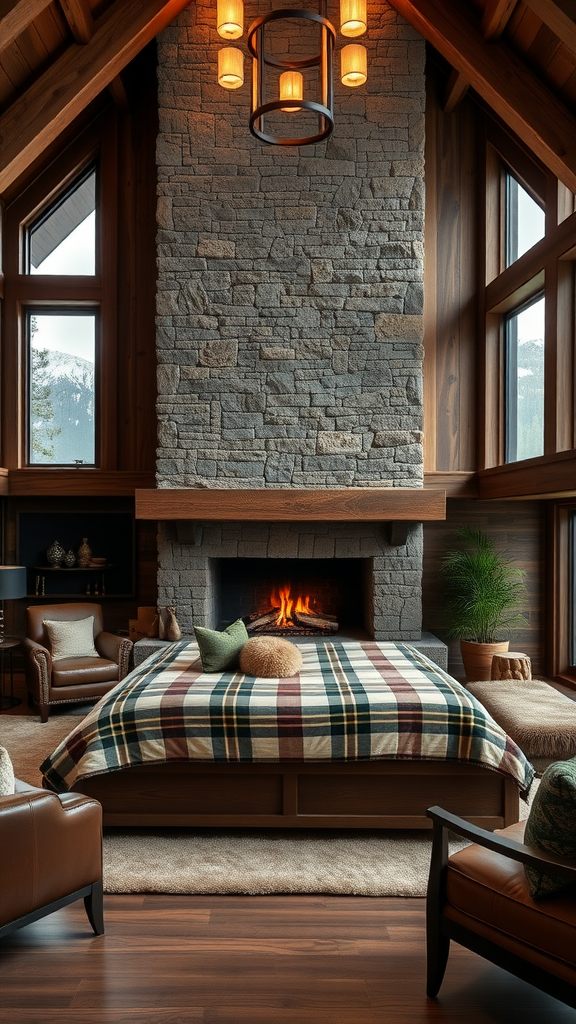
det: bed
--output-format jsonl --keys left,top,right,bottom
{"left": 41, "top": 639, "right": 534, "bottom": 830}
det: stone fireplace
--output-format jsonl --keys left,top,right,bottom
{"left": 152, "top": 2, "right": 432, "bottom": 647}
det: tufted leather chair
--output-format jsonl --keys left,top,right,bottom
{"left": 0, "top": 778, "right": 103, "bottom": 939}
{"left": 22, "top": 603, "right": 133, "bottom": 722}
{"left": 426, "top": 805, "right": 576, "bottom": 1009}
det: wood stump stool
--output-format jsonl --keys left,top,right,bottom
{"left": 490, "top": 652, "right": 531, "bottom": 681}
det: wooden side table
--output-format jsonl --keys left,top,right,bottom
{"left": 0, "top": 637, "right": 22, "bottom": 711}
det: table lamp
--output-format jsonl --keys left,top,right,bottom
{"left": 0, "top": 566, "right": 27, "bottom": 709}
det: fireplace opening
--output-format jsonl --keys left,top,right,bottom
{"left": 214, "top": 557, "right": 373, "bottom": 638}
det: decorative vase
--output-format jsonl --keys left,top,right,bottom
{"left": 63, "top": 549, "right": 76, "bottom": 568}
{"left": 47, "top": 540, "right": 65, "bottom": 566}
{"left": 460, "top": 640, "right": 510, "bottom": 684}
{"left": 165, "top": 607, "right": 182, "bottom": 641}
{"left": 77, "top": 537, "right": 92, "bottom": 568}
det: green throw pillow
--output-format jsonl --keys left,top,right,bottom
{"left": 524, "top": 757, "right": 576, "bottom": 899}
{"left": 193, "top": 618, "right": 249, "bottom": 672}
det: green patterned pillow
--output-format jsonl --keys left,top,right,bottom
{"left": 524, "top": 757, "right": 576, "bottom": 899}
{"left": 193, "top": 618, "right": 249, "bottom": 672}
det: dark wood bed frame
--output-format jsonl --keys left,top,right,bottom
{"left": 74, "top": 758, "right": 520, "bottom": 830}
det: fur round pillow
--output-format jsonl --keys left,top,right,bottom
{"left": 239, "top": 635, "right": 303, "bottom": 678}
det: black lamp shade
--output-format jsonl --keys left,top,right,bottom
{"left": 0, "top": 567, "right": 27, "bottom": 600}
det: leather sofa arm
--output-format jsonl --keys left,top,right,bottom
{"left": 95, "top": 632, "right": 133, "bottom": 678}
{"left": 22, "top": 637, "right": 52, "bottom": 705}
{"left": 0, "top": 787, "right": 102, "bottom": 930}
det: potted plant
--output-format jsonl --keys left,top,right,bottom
{"left": 439, "top": 525, "right": 528, "bottom": 683}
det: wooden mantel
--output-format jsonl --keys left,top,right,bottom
{"left": 134, "top": 487, "right": 446, "bottom": 522}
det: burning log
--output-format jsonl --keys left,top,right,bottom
{"left": 245, "top": 609, "right": 281, "bottom": 632}
{"left": 293, "top": 610, "right": 338, "bottom": 633}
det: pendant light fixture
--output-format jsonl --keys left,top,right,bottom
{"left": 218, "top": 46, "right": 244, "bottom": 89}
{"left": 215, "top": 0, "right": 368, "bottom": 144}
{"left": 217, "top": 0, "right": 244, "bottom": 39}
{"left": 340, "top": 0, "right": 366, "bottom": 37}
{"left": 340, "top": 43, "right": 367, "bottom": 87}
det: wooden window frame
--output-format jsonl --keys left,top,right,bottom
{"left": 24, "top": 305, "right": 100, "bottom": 468}
{"left": 1, "top": 112, "right": 118, "bottom": 475}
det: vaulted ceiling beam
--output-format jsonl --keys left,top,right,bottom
{"left": 387, "top": 0, "right": 576, "bottom": 192}
{"left": 443, "top": 68, "right": 469, "bottom": 112}
{"left": 482, "top": 0, "right": 518, "bottom": 41}
{"left": 524, "top": 0, "right": 576, "bottom": 57}
{"left": 0, "top": 0, "right": 192, "bottom": 194}
{"left": 59, "top": 0, "right": 95, "bottom": 44}
{"left": 0, "top": 0, "right": 52, "bottom": 55}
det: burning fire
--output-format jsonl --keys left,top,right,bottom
{"left": 271, "top": 585, "right": 313, "bottom": 628}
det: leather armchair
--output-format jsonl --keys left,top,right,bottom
{"left": 23, "top": 603, "right": 133, "bottom": 722}
{"left": 0, "top": 779, "right": 103, "bottom": 939}
{"left": 426, "top": 805, "right": 576, "bottom": 1009}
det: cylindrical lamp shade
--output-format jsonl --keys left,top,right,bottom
{"left": 218, "top": 47, "right": 244, "bottom": 89}
{"left": 217, "top": 0, "right": 243, "bottom": 39}
{"left": 341, "top": 44, "right": 367, "bottom": 87}
{"left": 340, "top": 0, "right": 366, "bottom": 37}
{"left": 279, "top": 71, "right": 303, "bottom": 112}
{"left": 0, "top": 566, "right": 27, "bottom": 599}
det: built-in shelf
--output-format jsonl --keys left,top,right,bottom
{"left": 19, "top": 510, "right": 134, "bottom": 599}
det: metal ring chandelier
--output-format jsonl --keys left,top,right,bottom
{"left": 216, "top": 0, "right": 368, "bottom": 146}
{"left": 247, "top": 3, "right": 336, "bottom": 146}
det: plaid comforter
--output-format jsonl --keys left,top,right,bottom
{"left": 41, "top": 639, "right": 534, "bottom": 794}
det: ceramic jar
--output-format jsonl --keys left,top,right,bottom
{"left": 47, "top": 540, "right": 65, "bottom": 566}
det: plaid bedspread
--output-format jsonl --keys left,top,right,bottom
{"left": 41, "top": 639, "right": 534, "bottom": 794}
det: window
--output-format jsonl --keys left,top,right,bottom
{"left": 504, "top": 294, "right": 545, "bottom": 463}
{"left": 27, "top": 310, "right": 97, "bottom": 466}
{"left": 505, "top": 171, "right": 545, "bottom": 267}
{"left": 27, "top": 167, "right": 97, "bottom": 276}
{"left": 14, "top": 161, "right": 101, "bottom": 466}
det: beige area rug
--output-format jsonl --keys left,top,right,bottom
{"left": 0, "top": 713, "right": 533, "bottom": 897}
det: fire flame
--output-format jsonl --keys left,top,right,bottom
{"left": 271, "top": 584, "right": 313, "bottom": 628}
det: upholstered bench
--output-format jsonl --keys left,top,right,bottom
{"left": 467, "top": 677, "right": 576, "bottom": 773}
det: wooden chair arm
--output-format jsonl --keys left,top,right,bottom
{"left": 427, "top": 805, "right": 576, "bottom": 880}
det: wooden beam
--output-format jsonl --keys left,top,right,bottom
{"left": 59, "top": 0, "right": 95, "bottom": 44}
{"left": 0, "top": 0, "right": 192, "bottom": 194}
{"left": 134, "top": 488, "right": 447, "bottom": 522}
{"left": 482, "top": 0, "right": 518, "bottom": 41}
{"left": 443, "top": 68, "right": 469, "bottom": 112}
{"left": 387, "top": 0, "right": 576, "bottom": 192}
{"left": 524, "top": 0, "right": 576, "bottom": 57}
{"left": 107, "top": 74, "right": 130, "bottom": 112}
{"left": 0, "top": 0, "right": 52, "bottom": 55}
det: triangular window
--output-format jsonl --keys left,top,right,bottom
{"left": 26, "top": 165, "right": 97, "bottom": 275}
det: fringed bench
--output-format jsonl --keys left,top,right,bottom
{"left": 466, "top": 677, "right": 576, "bottom": 774}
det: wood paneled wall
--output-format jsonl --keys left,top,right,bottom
{"left": 424, "top": 59, "right": 482, "bottom": 474}
{"left": 422, "top": 499, "right": 546, "bottom": 680}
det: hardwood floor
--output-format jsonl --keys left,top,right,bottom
{"left": 0, "top": 894, "right": 572, "bottom": 1023}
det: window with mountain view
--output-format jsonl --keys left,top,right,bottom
{"left": 28, "top": 310, "right": 96, "bottom": 465}
{"left": 504, "top": 294, "right": 545, "bottom": 463}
